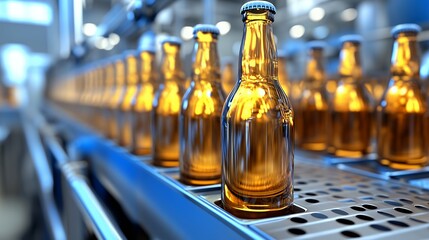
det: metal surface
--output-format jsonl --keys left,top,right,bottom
{"left": 45, "top": 103, "right": 429, "bottom": 239}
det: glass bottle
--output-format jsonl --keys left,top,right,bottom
{"left": 152, "top": 37, "right": 185, "bottom": 167}
{"left": 295, "top": 42, "right": 329, "bottom": 151}
{"left": 180, "top": 24, "right": 226, "bottom": 185}
{"left": 221, "top": 1, "right": 294, "bottom": 218}
{"left": 132, "top": 32, "right": 158, "bottom": 155}
{"left": 101, "top": 59, "right": 115, "bottom": 138}
{"left": 221, "top": 57, "right": 235, "bottom": 95}
{"left": 118, "top": 51, "right": 139, "bottom": 148}
{"left": 328, "top": 35, "right": 373, "bottom": 157}
{"left": 278, "top": 50, "right": 290, "bottom": 95}
{"left": 109, "top": 56, "right": 125, "bottom": 141}
{"left": 377, "top": 24, "right": 427, "bottom": 169}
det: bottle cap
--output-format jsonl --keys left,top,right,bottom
{"left": 340, "top": 34, "right": 363, "bottom": 44}
{"left": 138, "top": 30, "right": 156, "bottom": 52}
{"left": 161, "top": 36, "right": 182, "bottom": 46}
{"left": 307, "top": 41, "right": 326, "bottom": 50}
{"left": 193, "top": 24, "right": 220, "bottom": 36}
{"left": 240, "top": 1, "right": 276, "bottom": 14}
{"left": 391, "top": 23, "right": 421, "bottom": 37}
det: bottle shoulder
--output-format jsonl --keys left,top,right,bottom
{"left": 332, "top": 82, "right": 373, "bottom": 111}
{"left": 379, "top": 78, "right": 426, "bottom": 113}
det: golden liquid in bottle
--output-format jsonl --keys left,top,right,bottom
{"left": 222, "top": 5, "right": 294, "bottom": 218}
{"left": 119, "top": 52, "right": 139, "bottom": 148}
{"left": 152, "top": 40, "right": 185, "bottom": 167}
{"left": 328, "top": 40, "right": 373, "bottom": 157}
{"left": 109, "top": 58, "right": 125, "bottom": 141}
{"left": 377, "top": 30, "right": 428, "bottom": 169}
{"left": 180, "top": 29, "right": 226, "bottom": 185}
{"left": 101, "top": 62, "right": 115, "bottom": 138}
{"left": 278, "top": 55, "right": 290, "bottom": 95}
{"left": 222, "top": 62, "right": 235, "bottom": 95}
{"left": 295, "top": 46, "right": 329, "bottom": 151}
{"left": 132, "top": 51, "right": 158, "bottom": 155}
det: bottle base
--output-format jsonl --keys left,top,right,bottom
{"left": 379, "top": 157, "right": 428, "bottom": 170}
{"left": 327, "top": 147, "right": 368, "bottom": 158}
{"left": 221, "top": 200, "right": 293, "bottom": 219}
{"left": 179, "top": 174, "right": 220, "bottom": 186}
{"left": 152, "top": 158, "right": 179, "bottom": 167}
{"left": 298, "top": 142, "right": 326, "bottom": 151}
{"left": 132, "top": 148, "right": 151, "bottom": 156}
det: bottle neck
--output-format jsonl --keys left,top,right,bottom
{"left": 339, "top": 42, "right": 362, "bottom": 80}
{"left": 115, "top": 61, "right": 125, "bottom": 86}
{"left": 240, "top": 11, "right": 277, "bottom": 82}
{"left": 391, "top": 32, "right": 420, "bottom": 79}
{"left": 161, "top": 43, "right": 184, "bottom": 83}
{"left": 305, "top": 49, "right": 325, "bottom": 83}
{"left": 125, "top": 55, "right": 138, "bottom": 85}
{"left": 140, "top": 51, "right": 157, "bottom": 83}
{"left": 192, "top": 32, "right": 220, "bottom": 83}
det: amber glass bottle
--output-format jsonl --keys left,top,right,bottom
{"left": 132, "top": 33, "right": 158, "bottom": 155}
{"left": 101, "top": 59, "right": 115, "bottom": 138}
{"left": 152, "top": 37, "right": 185, "bottom": 167}
{"left": 295, "top": 42, "right": 329, "bottom": 151}
{"left": 179, "top": 24, "right": 226, "bottom": 185}
{"left": 278, "top": 51, "right": 290, "bottom": 95}
{"left": 328, "top": 35, "right": 373, "bottom": 157}
{"left": 118, "top": 51, "right": 139, "bottom": 148}
{"left": 377, "top": 24, "right": 427, "bottom": 169}
{"left": 109, "top": 57, "right": 126, "bottom": 141}
{"left": 221, "top": 1, "right": 294, "bottom": 218}
{"left": 221, "top": 58, "right": 235, "bottom": 95}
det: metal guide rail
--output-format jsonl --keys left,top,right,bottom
{"left": 45, "top": 103, "right": 429, "bottom": 240}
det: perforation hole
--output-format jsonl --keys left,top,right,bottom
{"left": 336, "top": 218, "right": 355, "bottom": 225}
{"left": 290, "top": 217, "right": 307, "bottom": 223}
{"left": 376, "top": 194, "right": 389, "bottom": 199}
{"left": 410, "top": 218, "right": 427, "bottom": 224}
{"left": 370, "top": 224, "right": 391, "bottom": 231}
{"left": 296, "top": 181, "right": 307, "bottom": 185}
{"left": 416, "top": 196, "right": 429, "bottom": 201}
{"left": 359, "top": 190, "right": 371, "bottom": 195}
{"left": 329, "top": 188, "right": 342, "bottom": 192}
{"left": 316, "top": 190, "right": 329, "bottom": 195}
{"left": 332, "top": 209, "right": 348, "bottom": 215}
{"left": 384, "top": 200, "right": 402, "bottom": 206}
{"left": 357, "top": 184, "right": 369, "bottom": 188}
{"left": 343, "top": 186, "right": 357, "bottom": 191}
{"left": 305, "top": 199, "right": 319, "bottom": 204}
{"left": 341, "top": 230, "right": 360, "bottom": 238}
{"left": 415, "top": 205, "right": 429, "bottom": 211}
{"left": 325, "top": 183, "right": 334, "bottom": 186}
{"left": 338, "top": 199, "right": 356, "bottom": 203}
{"left": 377, "top": 211, "right": 395, "bottom": 218}
{"left": 362, "top": 204, "right": 377, "bottom": 210}
{"left": 350, "top": 206, "right": 366, "bottom": 212}
{"left": 288, "top": 228, "right": 306, "bottom": 235}
{"left": 387, "top": 220, "right": 409, "bottom": 228}
{"left": 304, "top": 192, "right": 317, "bottom": 196}
{"left": 333, "top": 195, "right": 344, "bottom": 199}
{"left": 294, "top": 188, "right": 302, "bottom": 192}
{"left": 311, "top": 213, "right": 328, "bottom": 219}
{"left": 399, "top": 198, "right": 413, "bottom": 204}
{"left": 356, "top": 215, "right": 374, "bottom": 221}
{"left": 360, "top": 196, "right": 375, "bottom": 201}
{"left": 394, "top": 207, "right": 413, "bottom": 214}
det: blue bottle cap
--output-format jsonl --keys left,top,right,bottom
{"left": 138, "top": 30, "right": 156, "bottom": 53}
{"left": 391, "top": 23, "right": 421, "bottom": 37}
{"left": 193, "top": 24, "right": 220, "bottom": 36}
{"left": 340, "top": 34, "right": 363, "bottom": 44}
{"left": 307, "top": 41, "right": 326, "bottom": 50}
{"left": 240, "top": 1, "right": 276, "bottom": 14}
{"left": 161, "top": 36, "right": 182, "bottom": 46}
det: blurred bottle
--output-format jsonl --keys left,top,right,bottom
{"left": 278, "top": 50, "right": 290, "bottom": 95}
{"left": 152, "top": 37, "right": 185, "bottom": 167}
{"left": 221, "top": 57, "right": 235, "bottom": 95}
{"left": 328, "top": 35, "right": 373, "bottom": 157}
{"left": 221, "top": 1, "right": 294, "bottom": 218}
{"left": 377, "top": 24, "right": 427, "bottom": 169}
{"left": 179, "top": 24, "right": 226, "bottom": 185}
{"left": 92, "top": 64, "right": 105, "bottom": 132}
{"left": 118, "top": 51, "right": 139, "bottom": 148}
{"left": 109, "top": 57, "right": 126, "bottom": 141}
{"left": 295, "top": 42, "right": 329, "bottom": 151}
{"left": 101, "top": 59, "right": 115, "bottom": 138}
{"left": 132, "top": 32, "right": 158, "bottom": 155}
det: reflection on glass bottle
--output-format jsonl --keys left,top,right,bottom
{"left": 295, "top": 42, "right": 329, "bottom": 151}
{"left": 132, "top": 32, "right": 158, "bottom": 156}
{"left": 118, "top": 51, "right": 139, "bottom": 148}
{"left": 179, "top": 24, "right": 226, "bottom": 185}
{"left": 221, "top": 1, "right": 294, "bottom": 218}
{"left": 377, "top": 24, "right": 427, "bottom": 169}
{"left": 109, "top": 57, "right": 125, "bottom": 141}
{"left": 221, "top": 57, "right": 235, "bottom": 95}
{"left": 328, "top": 35, "right": 373, "bottom": 157}
{"left": 152, "top": 37, "right": 185, "bottom": 167}
{"left": 278, "top": 51, "right": 290, "bottom": 95}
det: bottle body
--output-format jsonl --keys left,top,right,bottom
{"left": 278, "top": 57, "right": 290, "bottom": 95}
{"left": 222, "top": 5, "right": 294, "bottom": 217}
{"left": 295, "top": 84, "right": 329, "bottom": 151}
{"left": 329, "top": 81, "right": 373, "bottom": 156}
{"left": 378, "top": 78, "right": 427, "bottom": 169}
{"left": 221, "top": 62, "right": 235, "bottom": 95}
